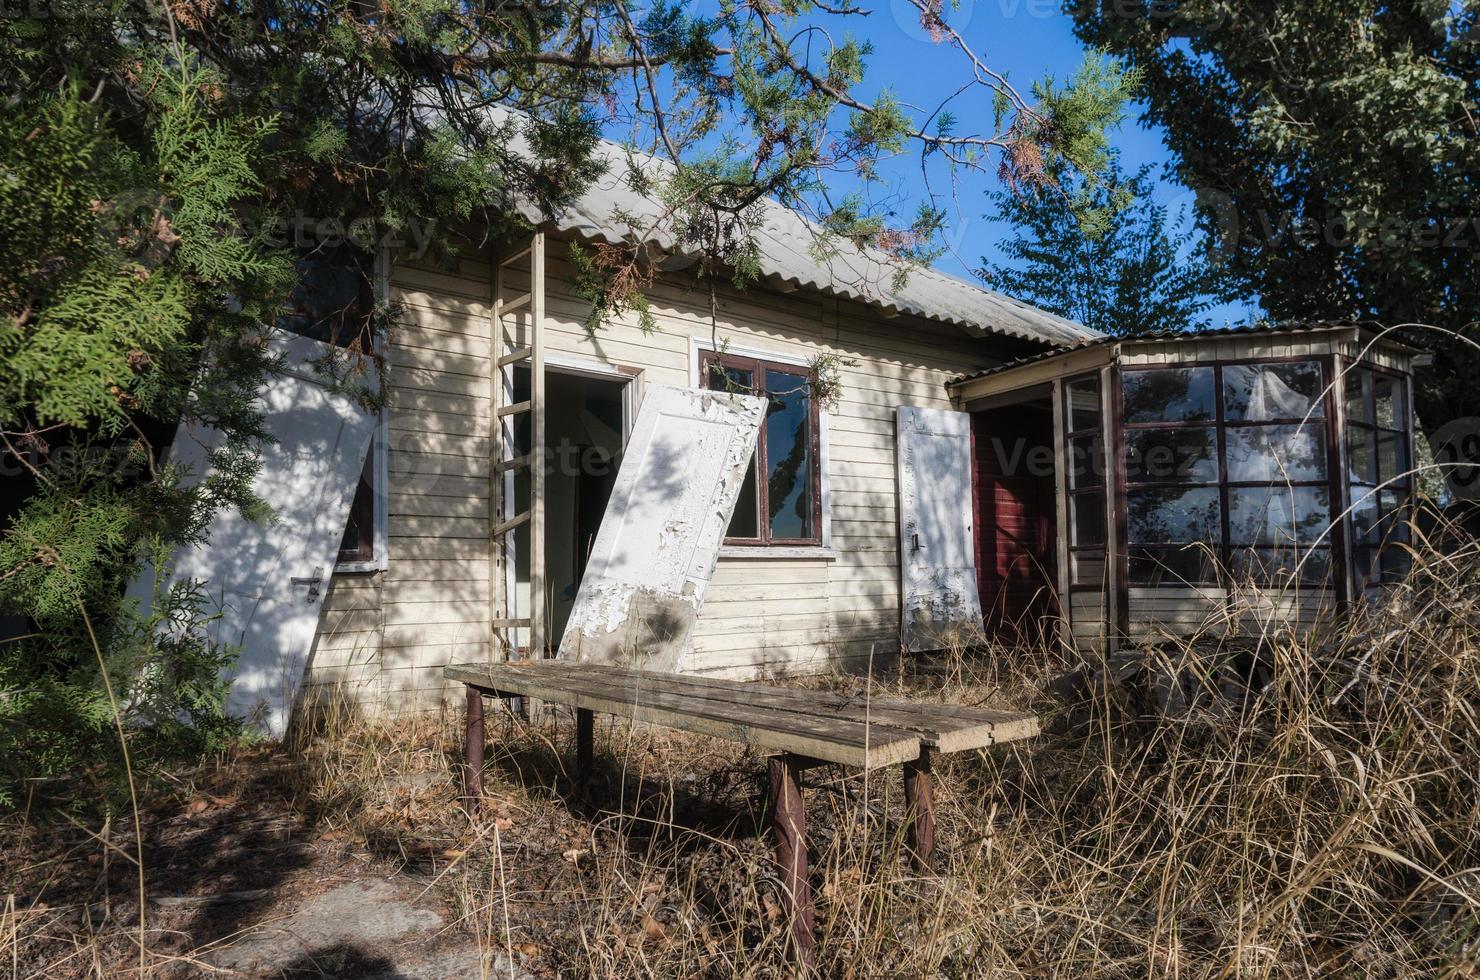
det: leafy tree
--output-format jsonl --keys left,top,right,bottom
{"left": 1067, "top": 0, "right": 1480, "bottom": 425}
{"left": 978, "top": 157, "right": 1224, "bottom": 336}
{"left": 0, "top": 0, "right": 1136, "bottom": 804}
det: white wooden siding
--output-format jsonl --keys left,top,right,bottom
{"left": 303, "top": 242, "right": 1001, "bottom": 711}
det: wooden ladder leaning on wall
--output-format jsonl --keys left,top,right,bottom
{"left": 488, "top": 233, "right": 547, "bottom": 681}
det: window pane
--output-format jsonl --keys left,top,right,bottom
{"left": 1344, "top": 368, "right": 1373, "bottom": 424}
{"left": 1067, "top": 434, "right": 1104, "bottom": 490}
{"left": 1376, "top": 431, "right": 1407, "bottom": 485}
{"left": 707, "top": 363, "right": 760, "bottom": 538}
{"left": 1128, "top": 487, "right": 1221, "bottom": 544}
{"left": 1227, "top": 486, "right": 1331, "bottom": 545}
{"left": 1229, "top": 546, "right": 1331, "bottom": 587}
{"left": 1123, "top": 368, "right": 1216, "bottom": 424}
{"left": 1347, "top": 426, "right": 1376, "bottom": 484}
{"left": 1225, "top": 424, "right": 1327, "bottom": 482}
{"left": 764, "top": 369, "right": 813, "bottom": 540}
{"left": 1129, "top": 545, "right": 1219, "bottom": 586}
{"left": 338, "top": 446, "right": 375, "bottom": 562}
{"left": 1125, "top": 427, "right": 1217, "bottom": 484}
{"left": 279, "top": 247, "right": 372, "bottom": 348}
{"left": 1351, "top": 489, "right": 1380, "bottom": 545}
{"left": 1377, "top": 490, "right": 1412, "bottom": 544}
{"left": 1374, "top": 374, "right": 1400, "bottom": 429}
{"left": 727, "top": 458, "right": 760, "bottom": 538}
{"left": 1222, "top": 361, "right": 1323, "bottom": 421}
{"left": 1066, "top": 376, "right": 1101, "bottom": 433}
{"left": 705, "top": 362, "right": 753, "bottom": 394}
{"left": 1071, "top": 493, "right": 1105, "bottom": 546}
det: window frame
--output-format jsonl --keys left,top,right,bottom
{"left": 699, "top": 349, "right": 824, "bottom": 548}
{"left": 1342, "top": 361, "right": 1414, "bottom": 587}
{"left": 1062, "top": 372, "right": 1109, "bottom": 593}
{"left": 1119, "top": 357, "right": 1339, "bottom": 588}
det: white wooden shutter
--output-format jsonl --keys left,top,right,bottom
{"left": 129, "top": 331, "right": 378, "bottom": 735}
{"left": 558, "top": 384, "right": 765, "bottom": 671}
{"left": 896, "top": 406, "right": 984, "bottom": 652}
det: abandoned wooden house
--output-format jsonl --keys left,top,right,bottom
{"left": 137, "top": 124, "right": 1420, "bottom": 734}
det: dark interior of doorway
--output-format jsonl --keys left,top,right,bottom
{"left": 509, "top": 367, "right": 627, "bottom": 651}
{"left": 972, "top": 394, "right": 1059, "bottom": 646}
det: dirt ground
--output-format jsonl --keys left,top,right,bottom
{"left": 2, "top": 708, "right": 803, "bottom": 978}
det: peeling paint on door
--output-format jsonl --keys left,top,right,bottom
{"left": 558, "top": 384, "right": 765, "bottom": 672}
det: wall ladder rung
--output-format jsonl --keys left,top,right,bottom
{"left": 493, "top": 511, "right": 531, "bottom": 536}
{"left": 496, "top": 400, "right": 532, "bottom": 418}
{"left": 497, "top": 346, "right": 533, "bottom": 367}
{"left": 499, "top": 246, "right": 532, "bottom": 267}
{"left": 496, "top": 292, "right": 531, "bottom": 314}
{"left": 496, "top": 453, "right": 533, "bottom": 473}
{"left": 490, "top": 617, "right": 531, "bottom": 629}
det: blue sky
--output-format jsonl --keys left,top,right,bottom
{"left": 613, "top": 1, "right": 1259, "bottom": 326}
{"left": 843, "top": 0, "right": 1257, "bottom": 324}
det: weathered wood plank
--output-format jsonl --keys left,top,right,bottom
{"left": 557, "top": 662, "right": 1039, "bottom": 751}
{"left": 445, "top": 663, "right": 921, "bottom": 769}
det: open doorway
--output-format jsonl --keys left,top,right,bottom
{"left": 507, "top": 366, "right": 632, "bottom": 652}
{"left": 971, "top": 388, "right": 1059, "bottom": 646}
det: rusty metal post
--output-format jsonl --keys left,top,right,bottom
{"left": 575, "top": 708, "right": 594, "bottom": 787}
{"left": 767, "top": 754, "right": 816, "bottom": 970}
{"left": 463, "top": 686, "right": 485, "bottom": 813}
{"left": 903, "top": 748, "right": 935, "bottom": 869}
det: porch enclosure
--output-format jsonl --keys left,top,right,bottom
{"left": 953, "top": 327, "right": 1419, "bottom": 651}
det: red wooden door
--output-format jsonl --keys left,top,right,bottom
{"left": 972, "top": 407, "right": 1058, "bottom": 644}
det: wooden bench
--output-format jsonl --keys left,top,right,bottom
{"left": 446, "top": 661, "right": 1039, "bottom": 968}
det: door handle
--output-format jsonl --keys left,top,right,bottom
{"left": 290, "top": 566, "right": 325, "bottom": 604}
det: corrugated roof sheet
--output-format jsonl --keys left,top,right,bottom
{"left": 491, "top": 110, "right": 1096, "bottom": 348}
{"left": 946, "top": 321, "right": 1418, "bottom": 387}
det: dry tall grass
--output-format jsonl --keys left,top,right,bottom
{"left": 7, "top": 525, "right": 1480, "bottom": 977}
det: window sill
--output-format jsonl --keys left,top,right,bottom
{"left": 718, "top": 545, "right": 836, "bottom": 560}
{"left": 334, "top": 560, "right": 384, "bottom": 575}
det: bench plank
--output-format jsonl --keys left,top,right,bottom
{"left": 445, "top": 663, "right": 921, "bottom": 770}
{"left": 551, "top": 662, "right": 1040, "bottom": 752}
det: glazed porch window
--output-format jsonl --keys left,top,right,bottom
{"left": 1122, "top": 360, "right": 1335, "bottom": 587}
{"left": 1345, "top": 365, "right": 1413, "bottom": 585}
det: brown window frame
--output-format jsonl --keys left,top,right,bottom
{"left": 700, "top": 350, "right": 824, "bottom": 547}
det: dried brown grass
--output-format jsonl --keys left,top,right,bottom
{"left": 7, "top": 523, "right": 1480, "bottom": 977}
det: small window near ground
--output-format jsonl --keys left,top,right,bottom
{"left": 701, "top": 351, "right": 822, "bottom": 546}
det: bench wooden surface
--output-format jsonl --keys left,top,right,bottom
{"left": 445, "top": 661, "right": 1039, "bottom": 768}
{"left": 447, "top": 658, "right": 1041, "bottom": 970}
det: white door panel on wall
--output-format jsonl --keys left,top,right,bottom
{"left": 896, "top": 406, "right": 983, "bottom": 651}
{"left": 129, "top": 331, "right": 377, "bottom": 735}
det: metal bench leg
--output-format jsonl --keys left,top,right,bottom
{"left": 767, "top": 754, "right": 816, "bottom": 971}
{"left": 903, "top": 748, "right": 935, "bottom": 870}
{"left": 463, "top": 686, "right": 485, "bottom": 814}
{"left": 575, "top": 708, "right": 594, "bottom": 787}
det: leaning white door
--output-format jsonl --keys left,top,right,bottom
{"left": 130, "top": 331, "right": 377, "bottom": 735}
{"left": 558, "top": 384, "right": 764, "bottom": 671}
{"left": 896, "top": 406, "right": 984, "bottom": 652}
